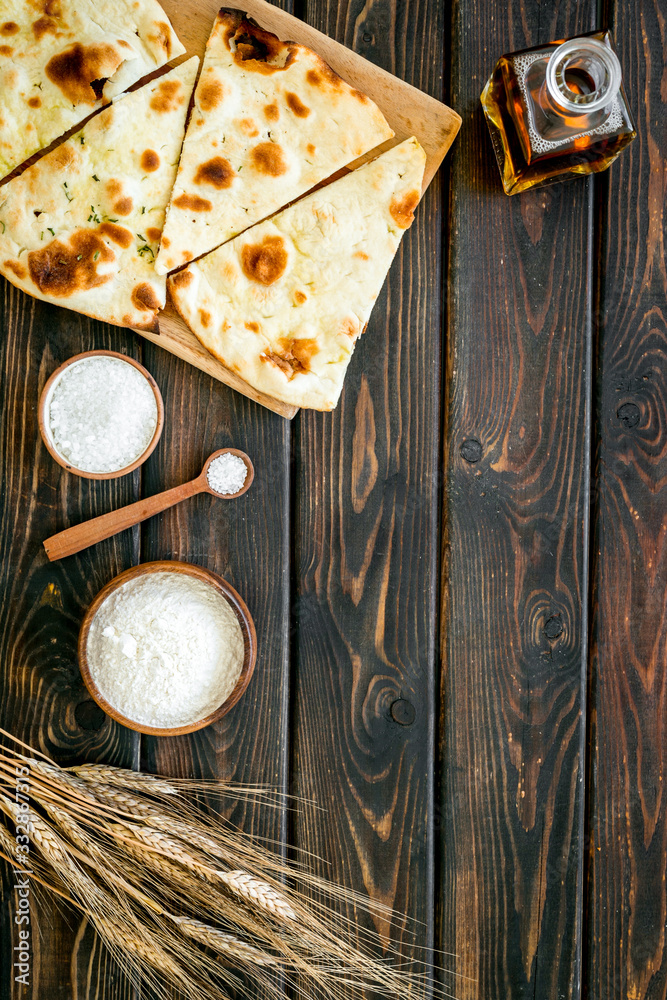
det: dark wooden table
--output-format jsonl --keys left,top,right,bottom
{"left": 1, "top": 1, "right": 665, "bottom": 998}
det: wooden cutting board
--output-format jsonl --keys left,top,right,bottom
{"left": 138, "top": 0, "right": 462, "bottom": 419}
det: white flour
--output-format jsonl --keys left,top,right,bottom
{"left": 86, "top": 572, "right": 245, "bottom": 728}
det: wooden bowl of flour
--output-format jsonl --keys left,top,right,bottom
{"left": 78, "top": 561, "right": 257, "bottom": 736}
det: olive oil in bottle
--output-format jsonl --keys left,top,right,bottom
{"left": 480, "top": 31, "right": 636, "bottom": 195}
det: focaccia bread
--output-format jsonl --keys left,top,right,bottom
{"left": 169, "top": 137, "right": 426, "bottom": 410}
{"left": 0, "top": 57, "right": 199, "bottom": 331}
{"left": 0, "top": 0, "right": 185, "bottom": 181}
{"left": 155, "top": 8, "right": 394, "bottom": 275}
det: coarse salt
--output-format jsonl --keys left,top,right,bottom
{"left": 207, "top": 452, "right": 248, "bottom": 495}
{"left": 47, "top": 356, "right": 158, "bottom": 474}
{"left": 86, "top": 571, "right": 245, "bottom": 729}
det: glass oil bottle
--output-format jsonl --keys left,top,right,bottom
{"left": 480, "top": 31, "right": 636, "bottom": 195}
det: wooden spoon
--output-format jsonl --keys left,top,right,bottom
{"left": 43, "top": 448, "right": 254, "bottom": 563}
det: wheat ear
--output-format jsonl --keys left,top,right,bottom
{"left": 76, "top": 782, "right": 159, "bottom": 819}
{"left": 71, "top": 764, "right": 178, "bottom": 796}
{"left": 171, "top": 915, "right": 279, "bottom": 967}
{"left": 94, "top": 915, "right": 188, "bottom": 983}
{"left": 44, "top": 803, "right": 95, "bottom": 854}
{"left": 0, "top": 793, "right": 73, "bottom": 872}
{"left": 219, "top": 870, "right": 297, "bottom": 922}
{"left": 152, "top": 815, "right": 224, "bottom": 855}
{"left": 28, "top": 759, "right": 95, "bottom": 796}
{"left": 0, "top": 821, "right": 18, "bottom": 860}
{"left": 120, "top": 834, "right": 202, "bottom": 887}
{"left": 111, "top": 822, "right": 213, "bottom": 876}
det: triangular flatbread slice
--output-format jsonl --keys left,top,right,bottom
{"left": 0, "top": 0, "right": 185, "bottom": 181}
{"left": 155, "top": 8, "right": 394, "bottom": 275}
{"left": 0, "top": 57, "right": 199, "bottom": 331}
{"left": 168, "top": 137, "right": 426, "bottom": 410}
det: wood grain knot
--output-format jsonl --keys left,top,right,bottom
{"left": 608, "top": 365, "right": 665, "bottom": 464}
{"left": 74, "top": 699, "right": 106, "bottom": 731}
{"left": 390, "top": 699, "right": 415, "bottom": 726}
{"left": 460, "top": 438, "right": 483, "bottom": 463}
{"left": 544, "top": 615, "right": 563, "bottom": 640}
{"left": 617, "top": 401, "right": 641, "bottom": 429}
{"left": 524, "top": 593, "right": 572, "bottom": 659}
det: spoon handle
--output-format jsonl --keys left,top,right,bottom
{"left": 43, "top": 478, "right": 204, "bottom": 562}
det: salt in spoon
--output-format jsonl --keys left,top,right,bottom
{"left": 43, "top": 448, "right": 254, "bottom": 562}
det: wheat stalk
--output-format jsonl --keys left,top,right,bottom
{"left": 0, "top": 730, "right": 454, "bottom": 1000}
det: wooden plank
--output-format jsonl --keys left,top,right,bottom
{"left": 587, "top": 2, "right": 667, "bottom": 997}
{"left": 439, "top": 3, "right": 596, "bottom": 997}
{"left": 138, "top": 326, "right": 291, "bottom": 1000}
{"left": 290, "top": 0, "right": 444, "bottom": 988}
{"left": 0, "top": 288, "right": 141, "bottom": 998}
{"left": 143, "top": 0, "right": 460, "bottom": 418}
{"left": 137, "top": 5, "right": 294, "bottom": 997}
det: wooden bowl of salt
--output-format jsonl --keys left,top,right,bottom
{"left": 38, "top": 350, "right": 164, "bottom": 480}
{"left": 78, "top": 561, "right": 257, "bottom": 736}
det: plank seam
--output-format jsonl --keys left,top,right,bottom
{"left": 435, "top": 0, "right": 457, "bottom": 986}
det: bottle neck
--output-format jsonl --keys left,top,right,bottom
{"left": 545, "top": 37, "right": 621, "bottom": 116}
